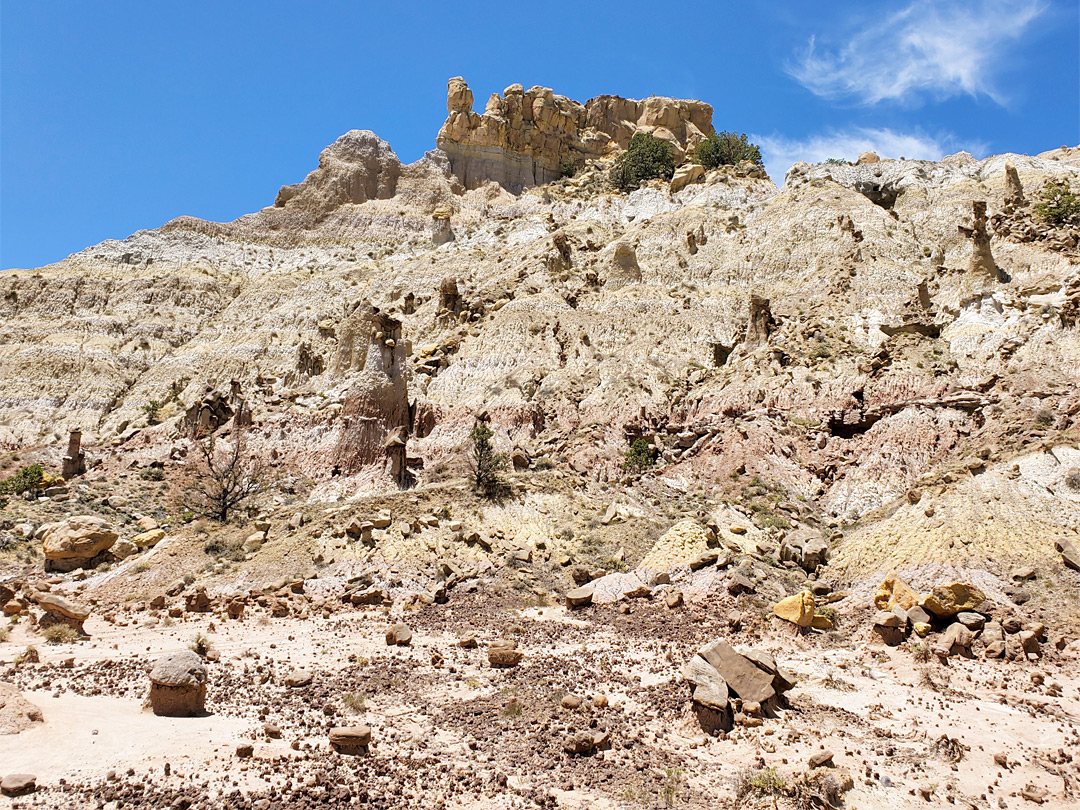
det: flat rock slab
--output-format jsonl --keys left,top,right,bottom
{"left": 329, "top": 725, "right": 371, "bottom": 755}
{"left": 698, "top": 640, "right": 775, "bottom": 704}
{"left": 1, "top": 773, "right": 36, "bottom": 796}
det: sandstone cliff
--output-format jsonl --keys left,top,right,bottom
{"left": 436, "top": 77, "right": 713, "bottom": 191}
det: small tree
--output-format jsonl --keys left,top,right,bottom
{"left": 691, "top": 131, "right": 763, "bottom": 170}
{"left": 1035, "top": 180, "right": 1080, "bottom": 226}
{"left": 141, "top": 399, "right": 163, "bottom": 425}
{"left": 0, "top": 464, "right": 45, "bottom": 496}
{"left": 183, "top": 425, "right": 266, "bottom": 522}
{"left": 470, "top": 420, "right": 507, "bottom": 498}
{"left": 609, "top": 133, "right": 676, "bottom": 192}
{"left": 622, "top": 438, "right": 657, "bottom": 473}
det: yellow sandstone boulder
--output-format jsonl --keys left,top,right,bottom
{"left": 922, "top": 582, "right": 986, "bottom": 618}
{"left": 133, "top": 529, "right": 166, "bottom": 548}
{"left": 811, "top": 613, "right": 834, "bottom": 630}
{"left": 873, "top": 571, "right": 919, "bottom": 611}
{"left": 774, "top": 591, "right": 816, "bottom": 627}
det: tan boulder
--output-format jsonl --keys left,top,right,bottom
{"left": 488, "top": 638, "right": 523, "bottom": 668}
{"left": 922, "top": 583, "right": 986, "bottom": 618}
{"left": 111, "top": 539, "right": 139, "bottom": 559}
{"left": 811, "top": 613, "right": 834, "bottom": 630}
{"left": 670, "top": 162, "right": 705, "bottom": 193}
{"left": 329, "top": 725, "right": 371, "bottom": 755}
{"left": 773, "top": 591, "right": 815, "bottom": 627}
{"left": 874, "top": 571, "right": 920, "bottom": 611}
{"left": 147, "top": 650, "right": 207, "bottom": 717}
{"left": 41, "top": 517, "right": 118, "bottom": 572}
{"left": 133, "top": 529, "right": 165, "bottom": 548}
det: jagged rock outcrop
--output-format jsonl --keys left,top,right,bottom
{"left": 332, "top": 302, "right": 410, "bottom": 485}
{"left": 1004, "top": 162, "right": 1025, "bottom": 209}
{"left": 436, "top": 77, "right": 713, "bottom": 192}
{"left": 958, "top": 201, "right": 1002, "bottom": 297}
{"left": 274, "top": 130, "right": 401, "bottom": 221}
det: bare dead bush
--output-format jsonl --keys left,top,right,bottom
{"left": 182, "top": 425, "right": 267, "bottom": 522}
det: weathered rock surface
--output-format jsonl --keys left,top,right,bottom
{"left": 147, "top": 651, "right": 208, "bottom": 717}
{"left": 329, "top": 725, "right": 371, "bottom": 755}
{"left": 40, "top": 517, "right": 117, "bottom": 572}
{"left": 0, "top": 683, "right": 44, "bottom": 735}
{"left": 436, "top": 77, "right": 713, "bottom": 191}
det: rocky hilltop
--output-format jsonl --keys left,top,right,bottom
{"left": 1, "top": 79, "right": 1080, "bottom": 809}
{"left": 437, "top": 77, "right": 714, "bottom": 191}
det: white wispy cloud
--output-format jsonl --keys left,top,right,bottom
{"left": 788, "top": 0, "right": 1045, "bottom": 105}
{"left": 753, "top": 127, "right": 987, "bottom": 183}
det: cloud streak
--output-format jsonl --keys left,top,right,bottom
{"left": 788, "top": 0, "right": 1045, "bottom": 105}
{"left": 754, "top": 127, "right": 986, "bottom": 183}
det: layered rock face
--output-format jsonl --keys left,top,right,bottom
{"left": 331, "top": 303, "right": 410, "bottom": 484}
{"left": 436, "top": 77, "right": 714, "bottom": 191}
{"left": 2, "top": 81, "right": 1080, "bottom": 579}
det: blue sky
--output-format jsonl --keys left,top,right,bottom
{"left": 2, "top": 0, "right": 1077, "bottom": 270}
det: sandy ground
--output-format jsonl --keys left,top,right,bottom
{"left": 2, "top": 599, "right": 1079, "bottom": 809}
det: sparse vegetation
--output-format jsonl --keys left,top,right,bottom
{"left": 142, "top": 399, "right": 163, "bottom": 424}
{"left": 691, "top": 131, "right": 763, "bottom": 170}
{"left": 470, "top": 420, "right": 507, "bottom": 499}
{"left": 734, "top": 766, "right": 788, "bottom": 807}
{"left": 189, "top": 633, "right": 211, "bottom": 656}
{"left": 42, "top": 624, "right": 78, "bottom": 644}
{"left": 0, "top": 464, "right": 45, "bottom": 497}
{"left": 610, "top": 133, "right": 675, "bottom": 192}
{"left": 660, "top": 767, "right": 684, "bottom": 808}
{"left": 1035, "top": 180, "right": 1080, "bottom": 226}
{"left": 622, "top": 438, "right": 657, "bottom": 473}
{"left": 140, "top": 466, "right": 165, "bottom": 481}
{"left": 342, "top": 692, "right": 365, "bottom": 713}
{"left": 203, "top": 537, "right": 244, "bottom": 561}
{"left": 1034, "top": 408, "right": 1055, "bottom": 428}
{"left": 14, "top": 645, "right": 39, "bottom": 666}
{"left": 501, "top": 698, "right": 523, "bottom": 717}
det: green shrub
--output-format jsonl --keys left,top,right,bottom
{"left": 140, "top": 467, "right": 165, "bottom": 481}
{"left": 691, "top": 131, "right": 763, "bottom": 170}
{"left": 609, "top": 133, "right": 675, "bottom": 192}
{"left": 559, "top": 157, "right": 581, "bottom": 178}
{"left": 142, "top": 399, "right": 163, "bottom": 424}
{"left": 622, "top": 438, "right": 657, "bottom": 473}
{"left": 749, "top": 767, "right": 787, "bottom": 795}
{"left": 1035, "top": 180, "right": 1080, "bottom": 226}
{"left": 0, "top": 464, "right": 44, "bottom": 496}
